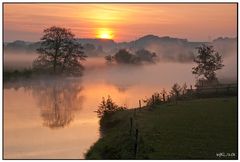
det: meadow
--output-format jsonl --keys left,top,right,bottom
{"left": 86, "top": 97, "right": 238, "bottom": 159}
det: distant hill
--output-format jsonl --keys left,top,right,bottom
{"left": 4, "top": 40, "right": 41, "bottom": 53}
{"left": 77, "top": 38, "right": 116, "bottom": 51}
{"left": 211, "top": 37, "right": 237, "bottom": 58}
{"left": 116, "top": 35, "right": 206, "bottom": 62}
{"left": 4, "top": 35, "right": 237, "bottom": 62}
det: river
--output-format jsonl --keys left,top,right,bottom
{"left": 3, "top": 57, "right": 235, "bottom": 159}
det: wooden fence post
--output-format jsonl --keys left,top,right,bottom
{"left": 134, "top": 128, "right": 139, "bottom": 158}
{"left": 139, "top": 100, "right": 141, "bottom": 109}
{"left": 152, "top": 95, "right": 155, "bottom": 105}
{"left": 130, "top": 117, "right": 133, "bottom": 135}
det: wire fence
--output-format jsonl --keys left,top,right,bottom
{"left": 128, "top": 83, "right": 237, "bottom": 158}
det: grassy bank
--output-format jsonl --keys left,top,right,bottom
{"left": 85, "top": 97, "right": 238, "bottom": 159}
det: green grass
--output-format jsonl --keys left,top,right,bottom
{"left": 85, "top": 97, "right": 238, "bottom": 159}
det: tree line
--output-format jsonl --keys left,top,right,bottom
{"left": 105, "top": 49, "right": 157, "bottom": 65}
{"left": 6, "top": 26, "right": 224, "bottom": 88}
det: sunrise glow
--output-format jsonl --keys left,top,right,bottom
{"left": 97, "top": 28, "right": 114, "bottom": 39}
{"left": 3, "top": 4, "right": 237, "bottom": 42}
{"left": 3, "top": 3, "right": 238, "bottom": 160}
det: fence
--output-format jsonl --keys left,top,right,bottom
{"left": 128, "top": 84, "right": 237, "bottom": 158}
{"left": 193, "top": 83, "right": 237, "bottom": 97}
{"left": 128, "top": 100, "right": 143, "bottom": 159}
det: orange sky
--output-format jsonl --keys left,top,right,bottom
{"left": 3, "top": 4, "right": 237, "bottom": 42}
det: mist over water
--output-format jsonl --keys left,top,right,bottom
{"left": 4, "top": 52, "right": 38, "bottom": 70}
{"left": 4, "top": 50, "right": 237, "bottom": 83}
{"left": 3, "top": 47, "right": 237, "bottom": 158}
{"left": 217, "top": 54, "right": 237, "bottom": 83}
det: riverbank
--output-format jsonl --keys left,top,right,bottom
{"left": 85, "top": 97, "right": 237, "bottom": 159}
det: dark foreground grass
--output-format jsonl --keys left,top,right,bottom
{"left": 85, "top": 97, "right": 238, "bottom": 159}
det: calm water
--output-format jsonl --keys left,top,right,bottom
{"left": 4, "top": 57, "right": 235, "bottom": 159}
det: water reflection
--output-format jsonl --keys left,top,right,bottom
{"left": 4, "top": 78, "right": 84, "bottom": 129}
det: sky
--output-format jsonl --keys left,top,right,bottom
{"left": 3, "top": 4, "right": 237, "bottom": 42}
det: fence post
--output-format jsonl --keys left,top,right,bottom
{"left": 130, "top": 117, "right": 133, "bottom": 135}
{"left": 134, "top": 128, "right": 139, "bottom": 158}
{"left": 139, "top": 100, "right": 141, "bottom": 109}
{"left": 152, "top": 95, "right": 155, "bottom": 105}
{"left": 163, "top": 93, "right": 165, "bottom": 102}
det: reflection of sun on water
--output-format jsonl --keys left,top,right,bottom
{"left": 96, "top": 28, "right": 114, "bottom": 39}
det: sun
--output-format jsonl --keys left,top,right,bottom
{"left": 97, "top": 28, "right": 114, "bottom": 39}
{"left": 100, "top": 33, "right": 111, "bottom": 39}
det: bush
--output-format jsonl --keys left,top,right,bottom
{"left": 108, "top": 48, "right": 158, "bottom": 65}
{"left": 114, "top": 49, "right": 138, "bottom": 64}
{"left": 143, "top": 92, "right": 162, "bottom": 108}
{"left": 95, "top": 96, "right": 126, "bottom": 118}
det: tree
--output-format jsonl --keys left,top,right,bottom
{"left": 170, "top": 83, "right": 181, "bottom": 98}
{"left": 135, "top": 49, "right": 157, "bottom": 63}
{"left": 192, "top": 44, "right": 224, "bottom": 83}
{"left": 105, "top": 55, "right": 115, "bottom": 64}
{"left": 181, "top": 82, "right": 188, "bottom": 95}
{"left": 143, "top": 92, "right": 162, "bottom": 108}
{"left": 160, "top": 88, "right": 167, "bottom": 102}
{"left": 114, "top": 49, "right": 135, "bottom": 64}
{"left": 61, "top": 40, "right": 86, "bottom": 75}
{"left": 95, "top": 96, "right": 126, "bottom": 118}
{"left": 33, "top": 26, "right": 87, "bottom": 75}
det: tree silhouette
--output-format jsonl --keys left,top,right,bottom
{"left": 61, "top": 40, "right": 86, "bottom": 75}
{"left": 114, "top": 49, "right": 135, "bottom": 64}
{"left": 192, "top": 44, "right": 224, "bottom": 83}
{"left": 143, "top": 92, "right": 162, "bottom": 107}
{"left": 160, "top": 88, "right": 167, "bottom": 102}
{"left": 95, "top": 96, "right": 126, "bottom": 118}
{"left": 110, "top": 48, "right": 158, "bottom": 65}
{"left": 170, "top": 83, "right": 181, "bottom": 98}
{"left": 181, "top": 82, "right": 188, "bottom": 95}
{"left": 135, "top": 49, "right": 157, "bottom": 63}
{"left": 105, "top": 55, "right": 115, "bottom": 64}
{"left": 33, "top": 26, "right": 87, "bottom": 75}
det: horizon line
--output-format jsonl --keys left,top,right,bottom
{"left": 3, "top": 34, "right": 237, "bottom": 44}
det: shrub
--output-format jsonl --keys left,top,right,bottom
{"left": 95, "top": 96, "right": 126, "bottom": 118}
{"left": 143, "top": 92, "right": 162, "bottom": 108}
